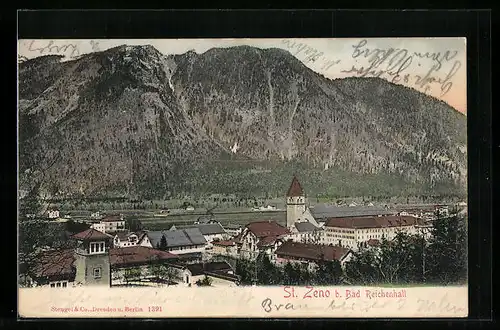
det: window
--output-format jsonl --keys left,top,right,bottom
{"left": 50, "top": 283, "right": 55, "bottom": 288}
{"left": 62, "top": 282, "right": 67, "bottom": 288}
{"left": 93, "top": 267, "right": 102, "bottom": 279}
{"left": 56, "top": 282, "right": 61, "bottom": 287}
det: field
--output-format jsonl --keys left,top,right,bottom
{"left": 66, "top": 208, "right": 287, "bottom": 230}
{"left": 140, "top": 210, "right": 287, "bottom": 230}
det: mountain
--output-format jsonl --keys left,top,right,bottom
{"left": 18, "top": 45, "right": 467, "bottom": 200}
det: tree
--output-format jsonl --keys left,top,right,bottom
{"left": 345, "top": 232, "right": 422, "bottom": 285}
{"left": 235, "top": 257, "right": 256, "bottom": 285}
{"left": 159, "top": 235, "right": 168, "bottom": 250}
{"left": 256, "top": 253, "right": 282, "bottom": 285}
{"left": 283, "top": 262, "right": 303, "bottom": 285}
{"left": 148, "top": 258, "right": 180, "bottom": 286}
{"left": 123, "top": 267, "right": 142, "bottom": 286}
{"left": 65, "top": 220, "right": 90, "bottom": 235}
{"left": 126, "top": 217, "right": 143, "bottom": 232}
{"left": 315, "top": 259, "right": 343, "bottom": 285}
{"left": 195, "top": 275, "right": 213, "bottom": 286}
{"left": 344, "top": 248, "right": 383, "bottom": 285}
{"left": 18, "top": 220, "right": 73, "bottom": 284}
{"left": 19, "top": 184, "right": 43, "bottom": 219}
{"left": 426, "top": 214, "right": 467, "bottom": 284}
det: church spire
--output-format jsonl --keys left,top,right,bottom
{"left": 287, "top": 175, "right": 304, "bottom": 197}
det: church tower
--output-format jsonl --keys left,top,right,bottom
{"left": 286, "top": 175, "right": 307, "bottom": 228}
{"left": 72, "top": 228, "right": 112, "bottom": 286}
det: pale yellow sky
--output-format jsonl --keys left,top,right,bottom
{"left": 18, "top": 38, "right": 466, "bottom": 114}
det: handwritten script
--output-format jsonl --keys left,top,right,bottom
{"left": 341, "top": 39, "right": 461, "bottom": 97}
{"left": 279, "top": 38, "right": 463, "bottom": 98}
{"left": 260, "top": 292, "right": 466, "bottom": 316}
{"left": 19, "top": 40, "right": 101, "bottom": 62}
{"left": 281, "top": 39, "right": 341, "bottom": 72}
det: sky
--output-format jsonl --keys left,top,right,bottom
{"left": 18, "top": 38, "right": 467, "bottom": 114}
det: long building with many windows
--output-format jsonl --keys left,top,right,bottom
{"left": 322, "top": 215, "right": 426, "bottom": 249}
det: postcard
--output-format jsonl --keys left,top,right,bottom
{"left": 17, "top": 38, "right": 468, "bottom": 318}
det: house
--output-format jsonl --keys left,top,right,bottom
{"left": 290, "top": 221, "right": 323, "bottom": 244}
{"left": 258, "top": 205, "right": 277, "bottom": 211}
{"left": 194, "top": 216, "right": 218, "bottom": 225}
{"left": 90, "top": 222, "right": 106, "bottom": 233}
{"left": 147, "top": 228, "right": 207, "bottom": 255}
{"left": 172, "top": 223, "right": 228, "bottom": 244}
{"left": 47, "top": 208, "right": 60, "bottom": 219}
{"left": 90, "top": 211, "right": 103, "bottom": 220}
{"left": 99, "top": 214, "right": 126, "bottom": 233}
{"left": 113, "top": 231, "right": 151, "bottom": 248}
{"left": 27, "top": 249, "right": 76, "bottom": 288}
{"left": 223, "top": 223, "right": 243, "bottom": 237}
{"left": 323, "top": 215, "right": 425, "bottom": 250}
{"left": 274, "top": 241, "right": 353, "bottom": 271}
{"left": 434, "top": 205, "right": 450, "bottom": 217}
{"left": 211, "top": 239, "right": 238, "bottom": 257}
{"left": 196, "top": 223, "right": 228, "bottom": 244}
{"left": 238, "top": 221, "right": 291, "bottom": 260}
{"left": 181, "top": 261, "right": 240, "bottom": 287}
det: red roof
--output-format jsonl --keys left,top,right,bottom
{"left": 246, "top": 221, "right": 290, "bottom": 238}
{"left": 213, "top": 240, "right": 236, "bottom": 247}
{"left": 367, "top": 239, "right": 381, "bottom": 247}
{"left": 286, "top": 175, "right": 304, "bottom": 197}
{"left": 256, "top": 236, "right": 280, "bottom": 247}
{"left": 32, "top": 249, "right": 75, "bottom": 279}
{"left": 276, "top": 241, "right": 350, "bottom": 262}
{"left": 101, "top": 214, "right": 123, "bottom": 222}
{"left": 72, "top": 228, "right": 113, "bottom": 241}
{"left": 109, "top": 246, "right": 178, "bottom": 267}
{"left": 325, "top": 215, "right": 424, "bottom": 229}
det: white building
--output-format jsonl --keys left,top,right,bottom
{"left": 90, "top": 222, "right": 106, "bottom": 233}
{"left": 113, "top": 231, "right": 152, "bottom": 248}
{"left": 196, "top": 223, "right": 228, "bottom": 245}
{"left": 90, "top": 211, "right": 103, "bottom": 220}
{"left": 98, "top": 214, "right": 126, "bottom": 233}
{"left": 147, "top": 228, "right": 207, "bottom": 255}
{"left": 223, "top": 223, "right": 243, "bottom": 238}
{"left": 211, "top": 239, "right": 238, "bottom": 257}
{"left": 289, "top": 221, "right": 323, "bottom": 244}
{"left": 47, "top": 209, "right": 60, "bottom": 219}
{"left": 322, "top": 215, "right": 425, "bottom": 250}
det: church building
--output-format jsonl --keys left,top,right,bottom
{"left": 285, "top": 175, "right": 322, "bottom": 241}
